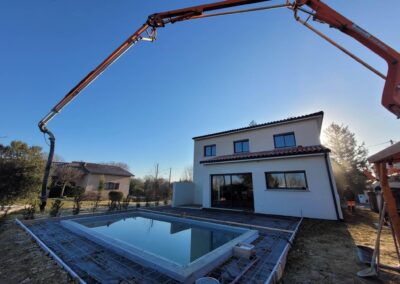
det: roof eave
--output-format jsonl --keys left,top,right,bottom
{"left": 200, "top": 149, "right": 330, "bottom": 164}
{"left": 193, "top": 111, "right": 324, "bottom": 141}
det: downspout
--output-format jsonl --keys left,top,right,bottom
{"left": 324, "top": 152, "right": 341, "bottom": 220}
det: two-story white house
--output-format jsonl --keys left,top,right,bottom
{"left": 173, "top": 111, "right": 343, "bottom": 220}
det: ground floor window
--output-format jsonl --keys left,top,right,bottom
{"left": 265, "top": 171, "right": 308, "bottom": 190}
{"left": 211, "top": 173, "right": 253, "bottom": 210}
{"left": 105, "top": 182, "right": 120, "bottom": 190}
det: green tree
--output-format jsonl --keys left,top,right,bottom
{"left": 0, "top": 141, "right": 45, "bottom": 210}
{"left": 324, "top": 123, "right": 368, "bottom": 196}
{"left": 129, "top": 178, "right": 144, "bottom": 197}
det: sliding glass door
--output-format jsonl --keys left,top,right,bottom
{"left": 211, "top": 173, "right": 253, "bottom": 210}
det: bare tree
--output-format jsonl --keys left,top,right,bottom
{"left": 249, "top": 120, "right": 257, "bottom": 126}
{"left": 181, "top": 165, "right": 193, "bottom": 182}
{"left": 53, "top": 164, "right": 83, "bottom": 197}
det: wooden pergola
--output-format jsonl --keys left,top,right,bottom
{"left": 368, "top": 142, "right": 400, "bottom": 252}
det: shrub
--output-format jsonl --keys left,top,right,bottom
{"left": 108, "top": 191, "right": 123, "bottom": 202}
{"left": 122, "top": 197, "right": 131, "bottom": 210}
{"left": 71, "top": 186, "right": 85, "bottom": 198}
{"left": 72, "top": 186, "right": 85, "bottom": 215}
{"left": 48, "top": 185, "right": 62, "bottom": 198}
{"left": 49, "top": 199, "right": 64, "bottom": 217}
{"left": 163, "top": 199, "right": 168, "bottom": 206}
{"left": 88, "top": 191, "right": 103, "bottom": 213}
{"left": 22, "top": 202, "right": 36, "bottom": 220}
{"left": 108, "top": 191, "right": 123, "bottom": 211}
{"left": 61, "top": 184, "right": 79, "bottom": 197}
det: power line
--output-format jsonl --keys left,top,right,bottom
{"left": 366, "top": 140, "right": 397, "bottom": 148}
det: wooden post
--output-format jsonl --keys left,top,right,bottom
{"left": 378, "top": 162, "right": 400, "bottom": 249}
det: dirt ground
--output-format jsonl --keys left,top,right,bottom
{"left": 0, "top": 207, "right": 399, "bottom": 283}
{"left": 282, "top": 207, "right": 400, "bottom": 283}
{"left": 0, "top": 222, "right": 70, "bottom": 284}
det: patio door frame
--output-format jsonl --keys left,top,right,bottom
{"left": 210, "top": 173, "right": 254, "bottom": 211}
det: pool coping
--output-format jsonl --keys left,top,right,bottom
{"left": 60, "top": 211, "right": 259, "bottom": 283}
{"left": 265, "top": 217, "right": 303, "bottom": 284}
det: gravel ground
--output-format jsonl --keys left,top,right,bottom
{"left": 282, "top": 208, "right": 400, "bottom": 283}
{"left": 0, "top": 222, "right": 70, "bottom": 284}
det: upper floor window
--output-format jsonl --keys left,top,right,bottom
{"left": 105, "top": 182, "right": 119, "bottom": 190}
{"left": 274, "top": 132, "right": 296, "bottom": 148}
{"left": 234, "top": 139, "right": 249, "bottom": 153}
{"left": 204, "top": 144, "right": 216, "bottom": 157}
{"left": 265, "top": 171, "right": 308, "bottom": 190}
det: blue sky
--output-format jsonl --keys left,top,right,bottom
{"left": 1, "top": 0, "right": 399, "bottom": 180}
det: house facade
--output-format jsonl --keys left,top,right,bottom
{"left": 174, "top": 111, "right": 343, "bottom": 220}
{"left": 53, "top": 161, "right": 133, "bottom": 198}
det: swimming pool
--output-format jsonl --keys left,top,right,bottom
{"left": 61, "top": 211, "right": 258, "bottom": 282}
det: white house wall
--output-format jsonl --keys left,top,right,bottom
{"left": 193, "top": 117, "right": 322, "bottom": 204}
{"left": 197, "top": 155, "right": 342, "bottom": 220}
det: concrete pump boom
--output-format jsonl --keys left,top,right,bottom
{"left": 38, "top": 0, "right": 400, "bottom": 244}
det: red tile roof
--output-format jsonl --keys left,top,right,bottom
{"left": 200, "top": 145, "right": 330, "bottom": 164}
{"left": 54, "top": 161, "right": 133, "bottom": 177}
{"left": 193, "top": 111, "right": 324, "bottom": 140}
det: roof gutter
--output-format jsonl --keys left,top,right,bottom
{"left": 201, "top": 152, "right": 326, "bottom": 165}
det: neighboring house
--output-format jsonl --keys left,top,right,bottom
{"left": 53, "top": 161, "right": 133, "bottom": 197}
{"left": 173, "top": 111, "right": 343, "bottom": 220}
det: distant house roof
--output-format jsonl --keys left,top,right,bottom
{"left": 193, "top": 111, "right": 324, "bottom": 140}
{"left": 200, "top": 145, "right": 330, "bottom": 164}
{"left": 54, "top": 161, "right": 133, "bottom": 177}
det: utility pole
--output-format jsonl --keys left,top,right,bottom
{"left": 168, "top": 167, "right": 172, "bottom": 200}
{"left": 168, "top": 168, "right": 172, "bottom": 186}
{"left": 154, "top": 163, "right": 159, "bottom": 201}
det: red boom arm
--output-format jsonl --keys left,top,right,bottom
{"left": 297, "top": 0, "right": 400, "bottom": 117}
{"left": 38, "top": 0, "right": 400, "bottom": 212}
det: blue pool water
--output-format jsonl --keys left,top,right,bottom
{"left": 83, "top": 216, "right": 240, "bottom": 265}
